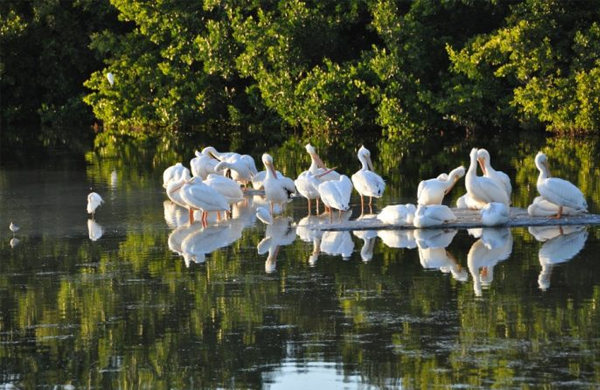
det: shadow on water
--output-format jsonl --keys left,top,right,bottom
{"left": 1, "top": 131, "right": 599, "bottom": 389}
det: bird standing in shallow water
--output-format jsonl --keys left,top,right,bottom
{"left": 351, "top": 146, "right": 385, "bottom": 214}
{"left": 87, "top": 191, "right": 104, "bottom": 219}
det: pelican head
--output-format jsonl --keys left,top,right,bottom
{"left": 305, "top": 144, "right": 316, "bottom": 154}
{"left": 358, "top": 145, "right": 374, "bottom": 171}
{"left": 262, "top": 153, "right": 277, "bottom": 177}
{"left": 477, "top": 149, "right": 490, "bottom": 175}
{"left": 306, "top": 143, "right": 326, "bottom": 169}
{"left": 535, "top": 152, "right": 550, "bottom": 177}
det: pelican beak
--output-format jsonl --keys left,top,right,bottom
{"left": 209, "top": 152, "right": 220, "bottom": 160}
{"left": 544, "top": 161, "right": 551, "bottom": 177}
{"left": 316, "top": 167, "right": 337, "bottom": 178}
{"left": 367, "top": 156, "right": 375, "bottom": 171}
{"left": 477, "top": 158, "right": 486, "bottom": 175}
{"left": 311, "top": 153, "right": 327, "bottom": 169}
{"left": 268, "top": 162, "right": 278, "bottom": 178}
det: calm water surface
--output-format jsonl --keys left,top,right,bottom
{"left": 1, "top": 137, "right": 599, "bottom": 389}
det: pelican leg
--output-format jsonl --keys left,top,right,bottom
{"left": 308, "top": 198, "right": 312, "bottom": 215}
{"left": 189, "top": 208, "right": 195, "bottom": 224}
{"left": 551, "top": 206, "right": 563, "bottom": 219}
{"left": 202, "top": 211, "right": 208, "bottom": 228}
{"left": 217, "top": 211, "right": 222, "bottom": 222}
{"left": 360, "top": 195, "right": 365, "bottom": 214}
{"left": 316, "top": 198, "right": 320, "bottom": 214}
{"left": 481, "top": 267, "right": 488, "bottom": 278}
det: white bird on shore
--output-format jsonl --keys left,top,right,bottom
{"left": 534, "top": 152, "right": 587, "bottom": 218}
{"left": 377, "top": 204, "right": 417, "bottom": 225}
{"left": 477, "top": 149, "right": 512, "bottom": 201}
{"left": 480, "top": 202, "right": 509, "bottom": 226}
{"left": 262, "top": 153, "right": 296, "bottom": 214}
{"left": 465, "top": 148, "right": 509, "bottom": 208}
{"left": 87, "top": 191, "right": 104, "bottom": 219}
{"left": 318, "top": 175, "right": 353, "bottom": 216}
{"left": 417, "top": 166, "right": 465, "bottom": 206}
{"left": 413, "top": 205, "right": 457, "bottom": 228}
{"left": 351, "top": 146, "right": 385, "bottom": 213}
{"left": 527, "top": 196, "right": 582, "bottom": 217}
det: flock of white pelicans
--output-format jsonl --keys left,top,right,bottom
{"left": 160, "top": 144, "right": 589, "bottom": 229}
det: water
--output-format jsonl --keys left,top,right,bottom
{"left": 1, "top": 137, "right": 599, "bottom": 389}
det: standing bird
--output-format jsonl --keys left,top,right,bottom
{"left": 305, "top": 144, "right": 340, "bottom": 182}
{"left": 417, "top": 166, "right": 465, "bottom": 206}
{"left": 175, "top": 177, "right": 230, "bottom": 227}
{"left": 351, "top": 146, "right": 385, "bottom": 213}
{"left": 87, "top": 191, "right": 104, "bottom": 219}
{"left": 477, "top": 149, "right": 512, "bottom": 201}
{"left": 318, "top": 175, "right": 353, "bottom": 218}
{"left": 163, "top": 163, "right": 190, "bottom": 188}
{"left": 9, "top": 221, "right": 20, "bottom": 236}
{"left": 190, "top": 150, "right": 220, "bottom": 180}
{"left": 534, "top": 152, "right": 587, "bottom": 218}
{"left": 465, "top": 148, "right": 509, "bottom": 208}
{"left": 261, "top": 153, "right": 296, "bottom": 215}
{"left": 294, "top": 170, "right": 322, "bottom": 215}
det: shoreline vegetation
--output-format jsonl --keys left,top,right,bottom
{"left": 1, "top": 0, "right": 599, "bottom": 151}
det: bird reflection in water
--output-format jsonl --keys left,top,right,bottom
{"left": 180, "top": 223, "right": 231, "bottom": 267}
{"left": 296, "top": 212, "right": 333, "bottom": 266}
{"left": 377, "top": 229, "right": 417, "bottom": 249}
{"left": 257, "top": 216, "right": 297, "bottom": 273}
{"left": 163, "top": 200, "right": 190, "bottom": 228}
{"left": 87, "top": 219, "right": 104, "bottom": 241}
{"left": 530, "top": 225, "right": 588, "bottom": 291}
{"left": 353, "top": 230, "right": 377, "bottom": 262}
{"left": 416, "top": 229, "right": 467, "bottom": 281}
{"left": 467, "top": 228, "right": 513, "bottom": 296}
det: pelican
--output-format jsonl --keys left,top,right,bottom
{"left": 190, "top": 150, "right": 220, "bottom": 180}
{"left": 538, "top": 226, "right": 587, "bottom": 291}
{"left": 294, "top": 170, "right": 322, "bottom": 214}
{"left": 480, "top": 202, "right": 509, "bottom": 226}
{"left": 456, "top": 193, "right": 487, "bottom": 210}
{"left": 413, "top": 205, "right": 457, "bottom": 228}
{"left": 261, "top": 153, "right": 296, "bottom": 214}
{"left": 87, "top": 219, "right": 104, "bottom": 241}
{"left": 201, "top": 146, "right": 239, "bottom": 163}
{"left": 527, "top": 196, "right": 582, "bottom": 217}
{"left": 106, "top": 72, "right": 114, "bottom": 86}
{"left": 351, "top": 146, "right": 385, "bottom": 213}
{"left": 87, "top": 191, "right": 104, "bottom": 219}
{"left": 170, "top": 177, "right": 230, "bottom": 226}
{"left": 377, "top": 204, "right": 417, "bottom": 225}
{"left": 534, "top": 152, "right": 587, "bottom": 218}
{"left": 318, "top": 175, "right": 353, "bottom": 216}
{"left": 9, "top": 221, "right": 19, "bottom": 236}
{"left": 465, "top": 148, "right": 509, "bottom": 207}
{"left": 163, "top": 163, "right": 190, "bottom": 188}
{"left": 204, "top": 173, "right": 244, "bottom": 206}
{"left": 252, "top": 168, "right": 283, "bottom": 190}
{"left": 477, "top": 149, "right": 512, "bottom": 200}
{"left": 417, "top": 166, "right": 465, "bottom": 205}
{"left": 305, "top": 144, "right": 340, "bottom": 182}
{"left": 214, "top": 158, "right": 255, "bottom": 189}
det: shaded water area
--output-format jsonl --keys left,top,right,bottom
{"left": 1, "top": 133, "right": 599, "bottom": 389}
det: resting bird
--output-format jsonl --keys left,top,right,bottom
{"left": 190, "top": 150, "right": 220, "bottom": 180}
{"left": 465, "top": 148, "right": 509, "bottom": 208}
{"left": 318, "top": 175, "right": 353, "bottom": 217}
{"left": 477, "top": 149, "right": 512, "bottom": 201}
{"left": 534, "top": 152, "right": 587, "bottom": 218}
{"left": 480, "top": 202, "right": 509, "bottom": 226}
{"left": 413, "top": 205, "right": 457, "bottom": 228}
{"left": 261, "top": 153, "right": 296, "bottom": 214}
{"left": 377, "top": 204, "right": 417, "bottom": 225}
{"left": 417, "top": 166, "right": 465, "bottom": 206}
{"left": 87, "top": 191, "right": 104, "bottom": 219}
{"left": 351, "top": 146, "right": 385, "bottom": 213}
{"left": 163, "top": 162, "right": 190, "bottom": 188}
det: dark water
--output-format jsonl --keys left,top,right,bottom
{"left": 1, "top": 136, "right": 599, "bottom": 389}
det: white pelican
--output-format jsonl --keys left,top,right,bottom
{"left": 480, "top": 202, "right": 509, "bottom": 226}
{"left": 106, "top": 72, "right": 114, "bottom": 86}
{"left": 294, "top": 170, "right": 322, "bottom": 214}
{"left": 353, "top": 230, "right": 377, "bottom": 262}
{"left": 527, "top": 196, "right": 582, "bottom": 217}
{"left": 215, "top": 159, "right": 254, "bottom": 189}
{"left": 351, "top": 146, "right": 385, "bottom": 213}
{"left": 252, "top": 168, "right": 284, "bottom": 190}
{"left": 190, "top": 150, "right": 220, "bottom": 180}
{"left": 166, "top": 170, "right": 192, "bottom": 209}
{"left": 456, "top": 193, "right": 487, "bottom": 210}
{"left": 413, "top": 205, "right": 457, "bottom": 228}
{"left": 87, "top": 191, "right": 104, "bottom": 219}
{"left": 163, "top": 163, "right": 190, "bottom": 188}
{"left": 201, "top": 146, "right": 238, "bottom": 162}
{"left": 204, "top": 173, "right": 244, "bottom": 206}
{"left": 171, "top": 177, "right": 230, "bottom": 226}
{"left": 477, "top": 149, "right": 512, "bottom": 201}
{"left": 9, "top": 221, "right": 19, "bottom": 236}
{"left": 377, "top": 204, "right": 417, "bottom": 225}
{"left": 87, "top": 219, "right": 104, "bottom": 241}
{"left": 305, "top": 144, "right": 340, "bottom": 182}
{"left": 465, "top": 148, "right": 509, "bottom": 207}
{"left": 534, "top": 152, "right": 587, "bottom": 218}
{"left": 261, "top": 153, "right": 296, "bottom": 214}
{"left": 538, "top": 226, "right": 587, "bottom": 291}
{"left": 417, "top": 166, "right": 465, "bottom": 206}
{"left": 467, "top": 228, "right": 513, "bottom": 296}
{"left": 256, "top": 206, "right": 273, "bottom": 225}
{"left": 377, "top": 230, "right": 417, "bottom": 249}
{"left": 318, "top": 175, "right": 353, "bottom": 216}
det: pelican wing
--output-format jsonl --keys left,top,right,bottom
{"left": 182, "top": 182, "right": 229, "bottom": 211}
{"left": 538, "top": 177, "right": 587, "bottom": 211}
